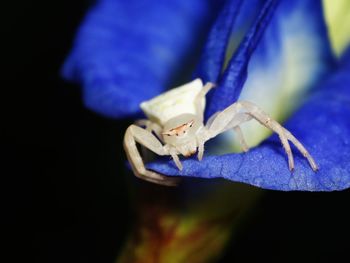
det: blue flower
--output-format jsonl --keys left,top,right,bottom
{"left": 63, "top": 0, "right": 350, "bottom": 191}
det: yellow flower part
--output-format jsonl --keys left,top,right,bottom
{"left": 117, "top": 183, "right": 261, "bottom": 263}
{"left": 323, "top": 0, "right": 350, "bottom": 56}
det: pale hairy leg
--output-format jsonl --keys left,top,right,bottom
{"left": 205, "top": 101, "right": 317, "bottom": 171}
{"left": 197, "top": 139, "right": 205, "bottom": 161}
{"left": 238, "top": 101, "right": 319, "bottom": 171}
{"left": 203, "top": 111, "right": 251, "bottom": 157}
{"left": 123, "top": 125, "right": 179, "bottom": 186}
{"left": 207, "top": 101, "right": 294, "bottom": 168}
{"left": 135, "top": 120, "right": 186, "bottom": 171}
{"left": 135, "top": 119, "right": 164, "bottom": 160}
{"left": 205, "top": 112, "right": 220, "bottom": 129}
{"left": 223, "top": 113, "right": 252, "bottom": 152}
{"left": 169, "top": 148, "right": 183, "bottom": 170}
{"left": 135, "top": 119, "right": 164, "bottom": 141}
{"left": 282, "top": 127, "right": 318, "bottom": 171}
{"left": 205, "top": 107, "right": 252, "bottom": 153}
{"left": 194, "top": 82, "right": 216, "bottom": 122}
{"left": 233, "top": 126, "right": 249, "bottom": 152}
{"left": 236, "top": 101, "right": 294, "bottom": 170}
{"left": 197, "top": 110, "right": 221, "bottom": 161}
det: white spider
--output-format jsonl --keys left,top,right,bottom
{"left": 123, "top": 79, "right": 318, "bottom": 186}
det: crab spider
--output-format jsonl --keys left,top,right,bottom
{"left": 123, "top": 79, "right": 318, "bottom": 186}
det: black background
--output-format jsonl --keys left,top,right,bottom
{"left": 3, "top": 1, "right": 350, "bottom": 262}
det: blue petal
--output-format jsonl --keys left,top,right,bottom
{"left": 193, "top": 0, "right": 243, "bottom": 83}
{"left": 207, "top": 0, "right": 279, "bottom": 117}
{"left": 148, "top": 48, "right": 350, "bottom": 191}
{"left": 62, "top": 0, "right": 222, "bottom": 118}
{"left": 204, "top": 0, "right": 334, "bottom": 120}
{"left": 205, "top": 0, "right": 334, "bottom": 148}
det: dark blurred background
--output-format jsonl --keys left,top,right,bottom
{"left": 3, "top": 1, "right": 349, "bottom": 263}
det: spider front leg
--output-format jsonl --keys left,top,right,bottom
{"left": 233, "top": 126, "right": 250, "bottom": 152}
{"left": 135, "top": 119, "right": 163, "bottom": 142}
{"left": 135, "top": 119, "right": 164, "bottom": 161}
{"left": 135, "top": 120, "right": 183, "bottom": 170}
{"left": 123, "top": 125, "right": 180, "bottom": 186}
{"left": 205, "top": 111, "right": 251, "bottom": 153}
{"left": 238, "top": 101, "right": 318, "bottom": 171}
{"left": 205, "top": 101, "right": 318, "bottom": 171}
{"left": 194, "top": 82, "right": 216, "bottom": 122}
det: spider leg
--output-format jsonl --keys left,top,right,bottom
{"left": 135, "top": 119, "right": 164, "bottom": 161}
{"left": 221, "top": 113, "right": 252, "bottom": 152}
{"left": 197, "top": 139, "right": 205, "bottom": 161}
{"left": 123, "top": 125, "right": 180, "bottom": 186}
{"left": 135, "top": 119, "right": 163, "bottom": 142}
{"left": 205, "top": 112, "right": 220, "bottom": 129}
{"left": 205, "top": 102, "right": 245, "bottom": 138}
{"left": 236, "top": 101, "right": 295, "bottom": 170}
{"left": 233, "top": 126, "right": 249, "bottom": 152}
{"left": 205, "top": 101, "right": 317, "bottom": 171}
{"left": 202, "top": 105, "right": 252, "bottom": 157}
{"left": 169, "top": 148, "right": 183, "bottom": 170}
{"left": 193, "top": 111, "right": 219, "bottom": 160}
{"left": 201, "top": 112, "right": 250, "bottom": 156}
{"left": 194, "top": 82, "right": 216, "bottom": 122}
{"left": 282, "top": 127, "right": 318, "bottom": 171}
{"left": 135, "top": 120, "right": 186, "bottom": 171}
{"left": 208, "top": 101, "right": 294, "bottom": 170}
{"left": 238, "top": 101, "right": 318, "bottom": 171}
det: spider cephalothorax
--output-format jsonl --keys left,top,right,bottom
{"left": 162, "top": 117, "right": 202, "bottom": 157}
{"left": 162, "top": 119, "right": 195, "bottom": 137}
{"left": 123, "top": 79, "right": 318, "bottom": 186}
